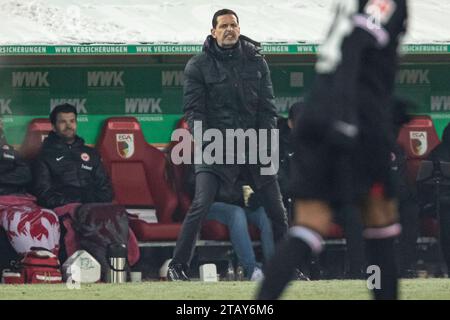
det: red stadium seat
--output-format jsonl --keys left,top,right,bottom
{"left": 97, "top": 117, "right": 181, "bottom": 241}
{"left": 397, "top": 115, "right": 440, "bottom": 185}
{"left": 20, "top": 119, "right": 52, "bottom": 160}
{"left": 397, "top": 115, "right": 441, "bottom": 237}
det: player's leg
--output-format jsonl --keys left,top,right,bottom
{"left": 257, "top": 199, "right": 332, "bottom": 299}
{"left": 257, "top": 138, "right": 333, "bottom": 299}
{"left": 361, "top": 184, "right": 401, "bottom": 300}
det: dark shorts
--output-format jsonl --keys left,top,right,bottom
{"left": 292, "top": 111, "right": 398, "bottom": 207}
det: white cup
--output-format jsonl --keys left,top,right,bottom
{"left": 199, "top": 264, "right": 218, "bottom": 282}
{"left": 130, "top": 271, "right": 142, "bottom": 282}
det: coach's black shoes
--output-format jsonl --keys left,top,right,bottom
{"left": 167, "top": 263, "right": 190, "bottom": 281}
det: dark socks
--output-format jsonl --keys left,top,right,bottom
{"left": 257, "top": 236, "right": 312, "bottom": 300}
{"left": 365, "top": 237, "right": 398, "bottom": 300}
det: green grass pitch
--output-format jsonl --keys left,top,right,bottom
{"left": 0, "top": 279, "right": 449, "bottom": 300}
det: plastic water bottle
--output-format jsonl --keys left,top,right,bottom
{"left": 235, "top": 265, "right": 244, "bottom": 281}
{"left": 226, "top": 260, "right": 235, "bottom": 281}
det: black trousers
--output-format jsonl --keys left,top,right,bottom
{"left": 397, "top": 198, "right": 419, "bottom": 274}
{"left": 172, "top": 171, "right": 288, "bottom": 266}
{"left": 340, "top": 206, "right": 366, "bottom": 278}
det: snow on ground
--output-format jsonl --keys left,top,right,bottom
{"left": 0, "top": 0, "right": 448, "bottom": 45}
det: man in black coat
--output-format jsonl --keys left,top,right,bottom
{"left": 168, "top": 9, "right": 288, "bottom": 281}
{"left": 32, "top": 103, "right": 113, "bottom": 209}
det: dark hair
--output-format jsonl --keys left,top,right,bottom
{"left": 212, "top": 9, "right": 239, "bottom": 28}
{"left": 288, "top": 102, "right": 305, "bottom": 121}
{"left": 50, "top": 103, "right": 77, "bottom": 125}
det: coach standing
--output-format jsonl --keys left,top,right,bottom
{"left": 167, "top": 9, "right": 288, "bottom": 281}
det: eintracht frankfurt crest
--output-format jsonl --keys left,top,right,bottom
{"left": 410, "top": 131, "right": 427, "bottom": 156}
{"left": 365, "top": 0, "right": 396, "bottom": 24}
{"left": 116, "top": 134, "right": 135, "bottom": 159}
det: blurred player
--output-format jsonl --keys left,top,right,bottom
{"left": 257, "top": 0, "right": 408, "bottom": 300}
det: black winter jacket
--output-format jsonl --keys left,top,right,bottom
{"left": 184, "top": 35, "right": 277, "bottom": 132}
{"left": 32, "top": 131, "right": 113, "bottom": 209}
{"left": 0, "top": 143, "right": 31, "bottom": 195}
{"left": 183, "top": 35, "right": 278, "bottom": 189}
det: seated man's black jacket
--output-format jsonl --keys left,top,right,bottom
{"left": 32, "top": 131, "right": 113, "bottom": 209}
{"left": 0, "top": 143, "right": 32, "bottom": 195}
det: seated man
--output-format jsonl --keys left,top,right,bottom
{"left": 0, "top": 117, "right": 59, "bottom": 272}
{"left": 206, "top": 193, "right": 274, "bottom": 281}
{"left": 183, "top": 164, "right": 274, "bottom": 281}
{"left": 32, "top": 104, "right": 139, "bottom": 276}
{"left": 32, "top": 103, "right": 113, "bottom": 208}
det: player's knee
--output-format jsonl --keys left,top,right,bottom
{"left": 361, "top": 197, "right": 399, "bottom": 228}
{"left": 293, "top": 200, "right": 333, "bottom": 236}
